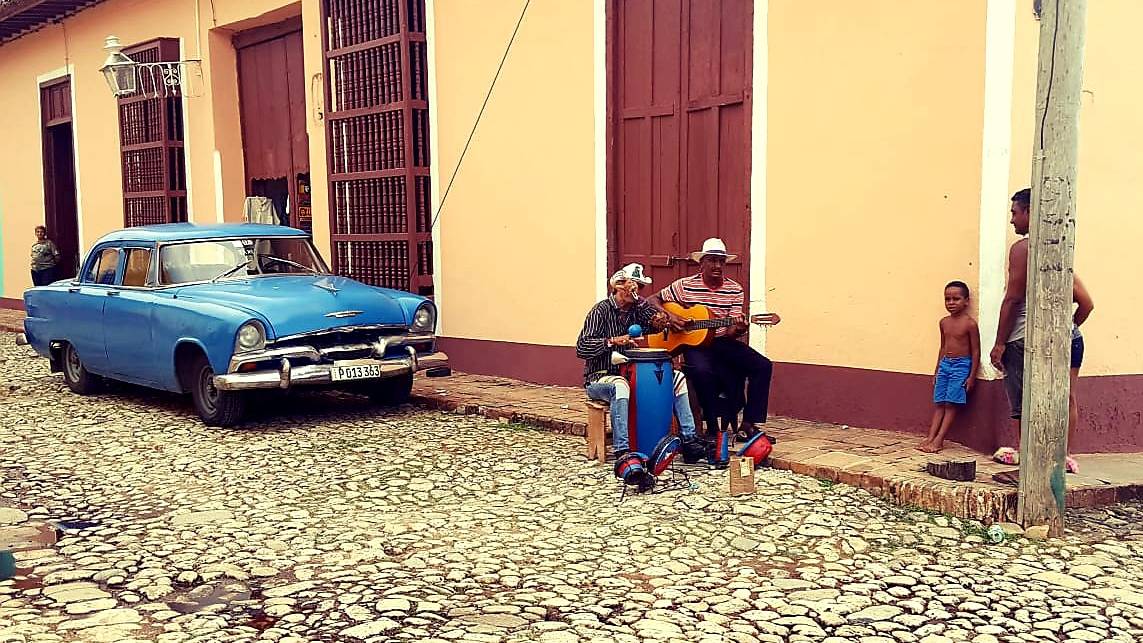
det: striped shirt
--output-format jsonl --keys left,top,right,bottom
{"left": 576, "top": 296, "right": 660, "bottom": 384}
{"left": 659, "top": 274, "right": 745, "bottom": 324}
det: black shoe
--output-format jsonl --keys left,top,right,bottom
{"left": 680, "top": 438, "right": 706, "bottom": 464}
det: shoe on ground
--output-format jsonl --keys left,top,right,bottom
{"left": 680, "top": 438, "right": 706, "bottom": 464}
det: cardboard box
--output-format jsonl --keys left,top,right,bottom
{"left": 729, "top": 456, "right": 755, "bottom": 496}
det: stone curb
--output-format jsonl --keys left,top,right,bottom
{"left": 410, "top": 393, "right": 589, "bottom": 437}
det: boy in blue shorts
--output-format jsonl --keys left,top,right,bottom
{"left": 919, "top": 281, "right": 980, "bottom": 453}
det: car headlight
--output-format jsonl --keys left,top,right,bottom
{"left": 411, "top": 304, "right": 435, "bottom": 333}
{"left": 235, "top": 321, "right": 266, "bottom": 353}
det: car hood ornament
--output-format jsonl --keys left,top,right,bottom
{"left": 313, "top": 277, "right": 340, "bottom": 294}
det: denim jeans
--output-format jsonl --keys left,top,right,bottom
{"left": 585, "top": 372, "right": 697, "bottom": 453}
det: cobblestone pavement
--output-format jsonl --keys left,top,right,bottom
{"left": 2, "top": 334, "right": 1143, "bottom": 643}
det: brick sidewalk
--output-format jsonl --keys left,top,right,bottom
{"left": 0, "top": 308, "right": 23, "bottom": 334}
{"left": 4, "top": 305, "right": 1140, "bottom": 523}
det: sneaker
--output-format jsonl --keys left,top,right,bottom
{"left": 1065, "top": 455, "right": 1079, "bottom": 474}
{"left": 680, "top": 438, "right": 706, "bottom": 464}
{"left": 736, "top": 422, "right": 761, "bottom": 443}
{"left": 992, "top": 447, "right": 1019, "bottom": 465}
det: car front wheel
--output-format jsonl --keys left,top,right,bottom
{"left": 60, "top": 342, "right": 101, "bottom": 395}
{"left": 369, "top": 372, "right": 413, "bottom": 406}
{"left": 189, "top": 354, "right": 245, "bottom": 427}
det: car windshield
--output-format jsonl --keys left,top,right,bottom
{"left": 158, "top": 237, "right": 329, "bottom": 285}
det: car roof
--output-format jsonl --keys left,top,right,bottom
{"left": 96, "top": 223, "right": 309, "bottom": 244}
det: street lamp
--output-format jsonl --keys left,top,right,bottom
{"left": 100, "top": 35, "right": 137, "bottom": 97}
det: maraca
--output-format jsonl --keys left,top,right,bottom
{"left": 628, "top": 324, "right": 643, "bottom": 338}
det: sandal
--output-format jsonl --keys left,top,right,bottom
{"left": 992, "top": 447, "right": 1019, "bottom": 465}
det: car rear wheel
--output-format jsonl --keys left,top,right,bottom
{"left": 189, "top": 354, "right": 245, "bottom": 427}
{"left": 369, "top": 372, "right": 413, "bottom": 406}
{"left": 60, "top": 342, "right": 102, "bottom": 395}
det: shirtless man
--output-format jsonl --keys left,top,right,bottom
{"left": 989, "top": 188, "right": 1095, "bottom": 472}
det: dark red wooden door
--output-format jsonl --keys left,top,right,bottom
{"left": 40, "top": 78, "right": 80, "bottom": 279}
{"left": 237, "top": 26, "right": 311, "bottom": 231}
{"left": 320, "top": 0, "right": 433, "bottom": 295}
{"left": 610, "top": 0, "right": 752, "bottom": 294}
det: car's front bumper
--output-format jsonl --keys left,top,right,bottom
{"left": 213, "top": 345, "right": 449, "bottom": 392}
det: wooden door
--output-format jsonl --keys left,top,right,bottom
{"left": 236, "top": 22, "right": 311, "bottom": 231}
{"left": 319, "top": 0, "right": 433, "bottom": 295}
{"left": 40, "top": 78, "right": 80, "bottom": 279}
{"left": 609, "top": 0, "right": 752, "bottom": 294}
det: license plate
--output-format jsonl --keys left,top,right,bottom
{"left": 331, "top": 360, "right": 383, "bottom": 382}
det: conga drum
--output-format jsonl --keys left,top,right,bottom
{"left": 621, "top": 348, "right": 674, "bottom": 455}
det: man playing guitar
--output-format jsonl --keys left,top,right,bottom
{"left": 647, "top": 238, "right": 781, "bottom": 441}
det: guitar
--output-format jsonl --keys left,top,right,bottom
{"left": 645, "top": 302, "right": 777, "bottom": 355}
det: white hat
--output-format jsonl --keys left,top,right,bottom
{"left": 609, "top": 262, "right": 652, "bottom": 286}
{"left": 690, "top": 238, "right": 737, "bottom": 263}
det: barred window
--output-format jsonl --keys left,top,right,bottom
{"left": 118, "top": 38, "right": 188, "bottom": 227}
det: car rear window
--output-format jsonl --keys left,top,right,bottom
{"left": 123, "top": 248, "right": 153, "bottom": 287}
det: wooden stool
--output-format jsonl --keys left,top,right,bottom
{"left": 584, "top": 400, "right": 609, "bottom": 464}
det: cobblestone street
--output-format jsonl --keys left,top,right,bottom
{"left": 2, "top": 333, "right": 1143, "bottom": 643}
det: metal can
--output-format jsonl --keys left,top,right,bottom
{"left": 987, "top": 524, "right": 1007, "bottom": 544}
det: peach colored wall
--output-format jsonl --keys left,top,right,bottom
{"left": 0, "top": 0, "right": 330, "bottom": 301}
{"left": 1008, "top": 2, "right": 1143, "bottom": 377}
{"left": 0, "top": 0, "right": 199, "bottom": 301}
{"left": 765, "top": 1, "right": 988, "bottom": 375}
{"left": 431, "top": 0, "right": 597, "bottom": 346}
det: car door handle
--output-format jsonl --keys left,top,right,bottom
{"left": 68, "top": 287, "right": 80, "bottom": 293}
{"left": 107, "top": 290, "right": 120, "bottom": 297}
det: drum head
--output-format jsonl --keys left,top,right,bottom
{"left": 624, "top": 348, "right": 672, "bottom": 362}
{"left": 648, "top": 436, "right": 681, "bottom": 476}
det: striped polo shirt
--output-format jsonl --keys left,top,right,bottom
{"left": 659, "top": 274, "right": 745, "bottom": 321}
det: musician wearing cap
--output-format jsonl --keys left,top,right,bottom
{"left": 647, "top": 238, "right": 781, "bottom": 441}
{"left": 575, "top": 263, "right": 707, "bottom": 481}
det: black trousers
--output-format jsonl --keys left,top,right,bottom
{"left": 31, "top": 266, "right": 56, "bottom": 286}
{"left": 683, "top": 336, "right": 773, "bottom": 430}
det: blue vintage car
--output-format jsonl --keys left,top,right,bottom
{"left": 20, "top": 223, "right": 449, "bottom": 426}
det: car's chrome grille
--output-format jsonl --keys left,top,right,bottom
{"left": 271, "top": 327, "right": 402, "bottom": 352}
{"left": 318, "top": 344, "right": 375, "bottom": 360}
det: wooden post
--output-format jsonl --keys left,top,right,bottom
{"left": 1017, "top": 0, "right": 1087, "bottom": 536}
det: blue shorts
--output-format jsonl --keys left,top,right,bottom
{"left": 934, "top": 356, "right": 972, "bottom": 405}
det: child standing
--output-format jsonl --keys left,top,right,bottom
{"left": 919, "top": 281, "right": 980, "bottom": 453}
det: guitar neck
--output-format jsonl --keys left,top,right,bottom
{"left": 686, "top": 317, "right": 738, "bottom": 330}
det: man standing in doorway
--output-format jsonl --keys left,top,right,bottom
{"left": 648, "top": 238, "right": 780, "bottom": 440}
{"left": 990, "top": 188, "right": 1094, "bottom": 473}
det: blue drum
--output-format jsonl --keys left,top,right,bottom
{"left": 621, "top": 348, "right": 675, "bottom": 455}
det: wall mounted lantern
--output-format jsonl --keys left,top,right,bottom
{"left": 99, "top": 35, "right": 138, "bottom": 97}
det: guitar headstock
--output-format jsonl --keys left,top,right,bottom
{"left": 750, "top": 312, "right": 780, "bottom": 326}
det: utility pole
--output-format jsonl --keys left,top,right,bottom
{"left": 1018, "top": 0, "right": 1087, "bottom": 536}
